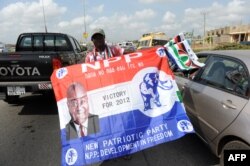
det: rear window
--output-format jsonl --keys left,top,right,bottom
{"left": 44, "top": 35, "right": 54, "bottom": 46}
{"left": 17, "top": 34, "right": 71, "bottom": 51}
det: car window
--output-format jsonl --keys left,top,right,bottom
{"left": 69, "top": 37, "right": 78, "bottom": 52}
{"left": 34, "top": 35, "right": 43, "bottom": 47}
{"left": 152, "top": 39, "right": 168, "bottom": 46}
{"left": 33, "top": 35, "right": 43, "bottom": 51}
{"left": 73, "top": 38, "right": 82, "bottom": 52}
{"left": 199, "top": 56, "right": 249, "bottom": 97}
{"left": 226, "top": 64, "right": 249, "bottom": 96}
{"left": 197, "top": 56, "right": 207, "bottom": 63}
{"left": 18, "top": 36, "right": 32, "bottom": 51}
{"left": 44, "top": 35, "right": 54, "bottom": 46}
{"left": 55, "top": 36, "right": 71, "bottom": 51}
{"left": 139, "top": 40, "right": 150, "bottom": 48}
{"left": 55, "top": 36, "right": 67, "bottom": 47}
{"left": 20, "top": 36, "right": 32, "bottom": 47}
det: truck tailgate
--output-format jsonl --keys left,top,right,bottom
{"left": 0, "top": 52, "right": 58, "bottom": 82}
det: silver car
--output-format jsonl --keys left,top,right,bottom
{"left": 175, "top": 50, "right": 250, "bottom": 165}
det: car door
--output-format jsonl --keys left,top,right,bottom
{"left": 183, "top": 54, "right": 249, "bottom": 142}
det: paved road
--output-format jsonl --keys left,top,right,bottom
{"left": 0, "top": 93, "right": 219, "bottom": 166}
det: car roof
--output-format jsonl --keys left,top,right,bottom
{"left": 198, "top": 49, "right": 250, "bottom": 57}
{"left": 198, "top": 49, "right": 250, "bottom": 66}
{"left": 18, "top": 32, "right": 72, "bottom": 38}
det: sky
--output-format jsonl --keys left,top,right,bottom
{"left": 0, "top": 0, "right": 250, "bottom": 44}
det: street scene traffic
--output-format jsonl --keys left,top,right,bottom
{"left": 1, "top": 0, "right": 250, "bottom": 166}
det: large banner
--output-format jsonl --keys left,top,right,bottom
{"left": 51, "top": 46, "right": 194, "bottom": 166}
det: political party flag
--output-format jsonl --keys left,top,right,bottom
{"left": 51, "top": 46, "right": 194, "bottom": 166}
{"left": 165, "top": 32, "right": 185, "bottom": 46}
{"left": 165, "top": 33, "right": 205, "bottom": 71}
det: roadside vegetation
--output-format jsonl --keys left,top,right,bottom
{"left": 193, "top": 43, "right": 250, "bottom": 53}
{"left": 213, "top": 43, "right": 250, "bottom": 50}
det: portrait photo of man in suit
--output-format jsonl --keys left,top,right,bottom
{"left": 65, "top": 82, "right": 100, "bottom": 141}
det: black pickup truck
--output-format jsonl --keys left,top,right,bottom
{"left": 0, "top": 32, "right": 85, "bottom": 103}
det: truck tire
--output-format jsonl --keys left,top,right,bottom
{"left": 219, "top": 140, "right": 250, "bottom": 166}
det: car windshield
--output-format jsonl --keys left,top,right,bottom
{"left": 152, "top": 39, "right": 168, "bottom": 46}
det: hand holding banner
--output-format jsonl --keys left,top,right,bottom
{"left": 51, "top": 46, "right": 194, "bottom": 166}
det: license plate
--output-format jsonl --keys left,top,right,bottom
{"left": 7, "top": 86, "right": 26, "bottom": 96}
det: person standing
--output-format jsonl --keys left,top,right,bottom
{"left": 84, "top": 28, "right": 132, "bottom": 161}
{"left": 85, "top": 28, "right": 123, "bottom": 63}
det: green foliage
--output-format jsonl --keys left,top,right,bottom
{"left": 193, "top": 47, "right": 212, "bottom": 53}
{"left": 213, "top": 43, "right": 250, "bottom": 50}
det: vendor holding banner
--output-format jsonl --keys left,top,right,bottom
{"left": 51, "top": 32, "right": 196, "bottom": 166}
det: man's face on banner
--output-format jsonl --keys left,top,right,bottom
{"left": 67, "top": 83, "right": 89, "bottom": 125}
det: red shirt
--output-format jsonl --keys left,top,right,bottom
{"left": 85, "top": 45, "right": 123, "bottom": 63}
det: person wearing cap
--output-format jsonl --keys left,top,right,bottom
{"left": 84, "top": 28, "right": 124, "bottom": 63}
{"left": 84, "top": 29, "right": 132, "bottom": 161}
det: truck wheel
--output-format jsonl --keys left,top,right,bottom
{"left": 4, "top": 95, "right": 20, "bottom": 104}
{"left": 219, "top": 140, "right": 250, "bottom": 166}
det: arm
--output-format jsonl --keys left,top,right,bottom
{"left": 111, "top": 45, "right": 124, "bottom": 56}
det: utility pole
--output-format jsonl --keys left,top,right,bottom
{"left": 201, "top": 11, "right": 207, "bottom": 47}
{"left": 82, "top": 0, "right": 88, "bottom": 43}
{"left": 42, "top": 0, "right": 47, "bottom": 33}
{"left": 83, "top": 0, "right": 86, "bottom": 34}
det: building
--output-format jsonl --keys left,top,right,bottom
{"left": 205, "top": 24, "right": 250, "bottom": 44}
